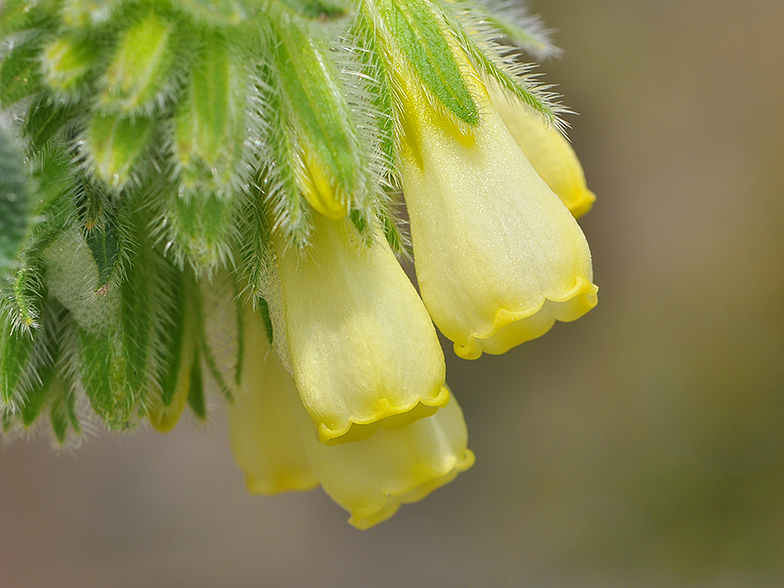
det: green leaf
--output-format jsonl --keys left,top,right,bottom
{"left": 175, "top": 31, "right": 247, "bottom": 192}
{"left": 0, "top": 0, "right": 38, "bottom": 36}
{"left": 186, "top": 348, "right": 206, "bottom": 419}
{"left": 0, "top": 127, "right": 32, "bottom": 276}
{"left": 380, "top": 0, "right": 478, "bottom": 125}
{"left": 0, "top": 37, "right": 45, "bottom": 106}
{"left": 86, "top": 112, "right": 153, "bottom": 187}
{"left": 0, "top": 0, "right": 60, "bottom": 37}
{"left": 84, "top": 220, "right": 119, "bottom": 289}
{"left": 24, "top": 94, "right": 84, "bottom": 152}
{"left": 101, "top": 11, "right": 177, "bottom": 112}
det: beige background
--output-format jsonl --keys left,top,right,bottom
{"left": 2, "top": 0, "right": 784, "bottom": 586}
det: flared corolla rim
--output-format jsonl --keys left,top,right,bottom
{"left": 454, "top": 277, "right": 599, "bottom": 360}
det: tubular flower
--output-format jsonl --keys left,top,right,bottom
{"left": 226, "top": 304, "right": 319, "bottom": 495}
{"left": 397, "top": 70, "right": 598, "bottom": 360}
{"left": 273, "top": 215, "right": 448, "bottom": 444}
{"left": 227, "top": 303, "right": 474, "bottom": 529}
{"left": 487, "top": 80, "right": 596, "bottom": 219}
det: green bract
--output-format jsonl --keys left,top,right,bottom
{"left": 0, "top": 0, "right": 597, "bottom": 528}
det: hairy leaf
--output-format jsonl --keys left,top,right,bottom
{"left": 0, "top": 127, "right": 32, "bottom": 275}
{"left": 0, "top": 37, "right": 44, "bottom": 106}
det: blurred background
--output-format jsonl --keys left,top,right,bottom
{"left": 2, "top": 0, "right": 784, "bottom": 586}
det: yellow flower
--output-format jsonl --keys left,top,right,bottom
{"left": 273, "top": 214, "right": 448, "bottom": 444}
{"left": 397, "top": 69, "right": 598, "bottom": 360}
{"left": 487, "top": 80, "right": 596, "bottom": 218}
{"left": 226, "top": 303, "right": 319, "bottom": 495}
{"left": 227, "top": 304, "right": 474, "bottom": 529}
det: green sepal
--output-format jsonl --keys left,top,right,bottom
{"left": 0, "top": 36, "right": 45, "bottom": 106}
{"left": 175, "top": 30, "right": 247, "bottom": 193}
{"left": 3, "top": 145, "right": 74, "bottom": 331}
{"left": 41, "top": 33, "right": 99, "bottom": 92}
{"left": 446, "top": 0, "right": 557, "bottom": 60}
{"left": 446, "top": 10, "right": 560, "bottom": 124}
{"left": 273, "top": 16, "right": 364, "bottom": 208}
{"left": 379, "top": 0, "right": 478, "bottom": 125}
{"left": 275, "top": 0, "right": 349, "bottom": 20}
{"left": 253, "top": 67, "right": 313, "bottom": 247}
{"left": 235, "top": 186, "right": 274, "bottom": 305}
{"left": 350, "top": 9, "right": 397, "bottom": 181}
{"left": 120, "top": 227, "right": 157, "bottom": 397}
{"left": 169, "top": 0, "right": 251, "bottom": 28}
{"left": 0, "top": 320, "right": 36, "bottom": 407}
{"left": 162, "top": 189, "right": 236, "bottom": 274}
{"left": 145, "top": 260, "right": 198, "bottom": 432}
{"left": 74, "top": 216, "right": 156, "bottom": 430}
{"left": 60, "top": 0, "right": 123, "bottom": 27}
{"left": 84, "top": 219, "right": 119, "bottom": 290}
{"left": 158, "top": 267, "right": 188, "bottom": 407}
{"left": 24, "top": 94, "right": 85, "bottom": 152}
{"left": 0, "top": 127, "right": 32, "bottom": 276}
{"left": 86, "top": 112, "right": 153, "bottom": 187}
{"left": 101, "top": 11, "right": 177, "bottom": 112}
{"left": 77, "top": 328, "right": 135, "bottom": 429}
{"left": 19, "top": 345, "right": 56, "bottom": 427}
{"left": 49, "top": 370, "right": 81, "bottom": 444}
{"left": 186, "top": 347, "right": 206, "bottom": 419}
{"left": 379, "top": 203, "right": 409, "bottom": 257}
{"left": 257, "top": 296, "right": 273, "bottom": 346}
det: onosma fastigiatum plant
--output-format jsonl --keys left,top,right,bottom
{"left": 0, "top": 0, "right": 597, "bottom": 528}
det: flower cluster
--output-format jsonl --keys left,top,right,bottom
{"left": 0, "top": 0, "right": 597, "bottom": 527}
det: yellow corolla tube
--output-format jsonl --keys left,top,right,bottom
{"left": 397, "top": 71, "right": 598, "bottom": 360}
{"left": 487, "top": 79, "right": 596, "bottom": 219}
{"left": 274, "top": 214, "right": 449, "bottom": 444}
{"left": 303, "top": 392, "right": 475, "bottom": 530}
{"left": 226, "top": 304, "right": 319, "bottom": 495}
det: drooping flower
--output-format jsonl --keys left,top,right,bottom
{"left": 487, "top": 80, "right": 596, "bottom": 219}
{"left": 397, "top": 66, "right": 598, "bottom": 360}
{"left": 227, "top": 301, "right": 474, "bottom": 529}
{"left": 273, "top": 214, "right": 448, "bottom": 444}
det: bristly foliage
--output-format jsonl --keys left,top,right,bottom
{"left": 0, "top": 0, "right": 565, "bottom": 443}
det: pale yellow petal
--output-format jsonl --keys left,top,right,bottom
{"left": 275, "top": 215, "right": 447, "bottom": 443}
{"left": 226, "top": 304, "right": 318, "bottom": 495}
{"left": 488, "top": 80, "right": 595, "bottom": 219}
{"left": 301, "top": 392, "right": 475, "bottom": 530}
{"left": 398, "top": 73, "right": 597, "bottom": 360}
